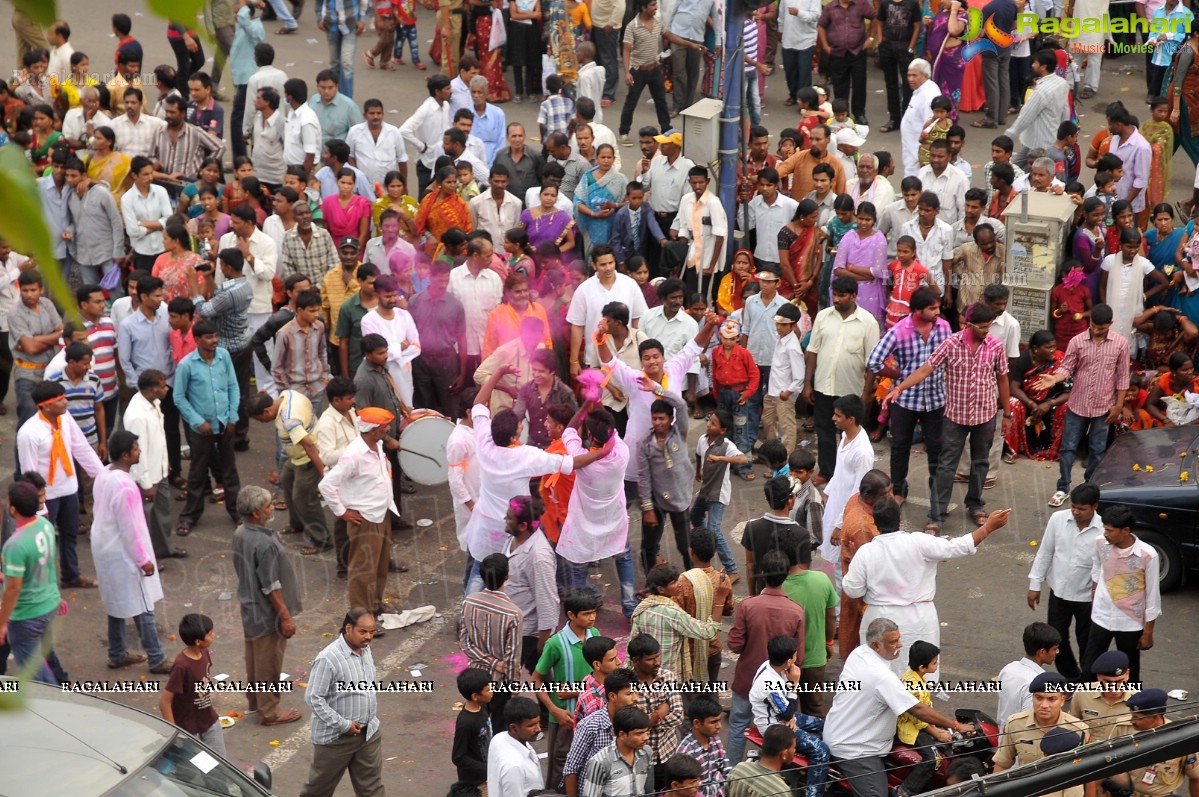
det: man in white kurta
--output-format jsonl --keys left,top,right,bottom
{"left": 556, "top": 409, "right": 634, "bottom": 617}
{"left": 360, "top": 277, "right": 421, "bottom": 406}
{"left": 92, "top": 432, "right": 168, "bottom": 672}
{"left": 819, "top": 415, "right": 876, "bottom": 568}
{"left": 900, "top": 60, "right": 943, "bottom": 178}
{"left": 445, "top": 416, "right": 481, "bottom": 554}
{"left": 843, "top": 505, "right": 1011, "bottom": 681}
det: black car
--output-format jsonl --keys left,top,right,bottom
{"left": 1089, "top": 427, "right": 1199, "bottom": 591}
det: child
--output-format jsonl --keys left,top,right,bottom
{"left": 55, "top": 342, "right": 105, "bottom": 457}
{"left": 574, "top": 635, "right": 620, "bottom": 723}
{"left": 796, "top": 88, "right": 822, "bottom": 148}
{"left": 1142, "top": 98, "right": 1174, "bottom": 209}
{"left": 43, "top": 320, "right": 91, "bottom": 380}
{"left": 787, "top": 447, "right": 824, "bottom": 550}
{"left": 365, "top": 0, "right": 399, "bottom": 71}
{"left": 1050, "top": 259, "right": 1092, "bottom": 352}
{"left": 1048, "top": 121, "right": 1081, "bottom": 184}
{"left": 989, "top": 162, "right": 1017, "bottom": 220}
{"left": 538, "top": 74, "right": 575, "bottom": 142}
{"left": 717, "top": 250, "right": 757, "bottom": 316}
{"left": 675, "top": 697, "right": 731, "bottom": 796}
{"left": 896, "top": 641, "right": 949, "bottom": 797}
{"left": 610, "top": 181, "right": 663, "bottom": 269}
{"left": 885, "top": 236, "right": 936, "bottom": 329}
{"left": 1088, "top": 171, "right": 1118, "bottom": 227}
{"left": 813, "top": 85, "right": 833, "bottom": 120}
{"left": 456, "top": 161, "right": 480, "bottom": 200}
{"left": 777, "top": 128, "right": 801, "bottom": 162}
{"left": 391, "top": 0, "right": 425, "bottom": 70}
{"left": 627, "top": 256, "right": 660, "bottom": 309}
{"left": 747, "top": 635, "right": 830, "bottom": 791}
{"left": 692, "top": 407, "right": 749, "bottom": 577}
{"left": 759, "top": 439, "right": 789, "bottom": 480}
{"left": 638, "top": 390, "right": 695, "bottom": 575}
{"left": 822, "top": 194, "right": 858, "bottom": 302}
{"left": 112, "top": 13, "right": 142, "bottom": 69}
{"left": 827, "top": 98, "right": 858, "bottom": 137}
{"left": 451, "top": 668, "right": 493, "bottom": 793}
{"left": 919, "top": 96, "right": 954, "bottom": 166}
{"left": 159, "top": 613, "right": 226, "bottom": 757}
{"left": 763, "top": 303, "right": 804, "bottom": 454}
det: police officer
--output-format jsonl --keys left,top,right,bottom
{"left": 992, "top": 672, "right": 1092, "bottom": 797}
{"left": 1121, "top": 689, "right": 1199, "bottom": 797}
{"left": 1069, "top": 650, "right": 1139, "bottom": 743}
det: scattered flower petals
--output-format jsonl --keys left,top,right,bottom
{"left": 1132, "top": 464, "right": 1141, "bottom": 471}
{"left": 1146, "top": 465, "right": 1154, "bottom": 473}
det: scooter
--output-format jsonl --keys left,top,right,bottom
{"left": 746, "top": 708, "right": 1001, "bottom": 796}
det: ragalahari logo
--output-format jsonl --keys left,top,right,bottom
{"left": 961, "top": 7, "right": 1016, "bottom": 62}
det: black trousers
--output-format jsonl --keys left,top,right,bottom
{"left": 230, "top": 345, "right": 253, "bottom": 447}
{"left": 828, "top": 51, "right": 868, "bottom": 118}
{"left": 813, "top": 391, "right": 840, "bottom": 479}
{"left": 878, "top": 42, "right": 913, "bottom": 126}
{"left": 1047, "top": 590, "right": 1093, "bottom": 681}
{"left": 163, "top": 387, "right": 183, "bottom": 481}
{"left": 619, "top": 66, "right": 673, "bottom": 137}
{"left": 168, "top": 36, "right": 207, "bottom": 93}
{"left": 1082, "top": 624, "right": 1143, "bottom": 684}
{"left": 900, "top": 731, "right": 939, "bottom": 793}
{"left": 0, "top": 330, "right": 11, "bottom": 403}
{"left": 230, "top": 84, "right": 248, "bottom": 160}
{"left": 180, "top": 427, "right": 241, "bottom": 528}
{"left": 888, "top": 404, "right": 944, "bottom": 500}
{"left": 413, "top": 352, "right": 460, "bottom": 418}
{"left": 639, "top": 503, "right": 691, "bottom": 576}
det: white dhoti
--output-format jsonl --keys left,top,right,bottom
{"left": 861, "top": 600, "right": 942, "bottom": 682}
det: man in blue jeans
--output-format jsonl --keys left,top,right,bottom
{"left": 1036, "top": 304, "right": 1129, "bottom": 508}
{"left": 315, "top": 0, "right": 367, "bottom": 98}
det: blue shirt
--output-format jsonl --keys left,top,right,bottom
{"left": 315, "top": 0, "right": 370, "bottom": 36}
{"left": 865, "top": 314, "right": 952, "bottom": 412}
{"left": 308, "top": 92, "right": 365, "bottom": 144}
{"left": 118, "top": 304, "right": 175, "bottom": 386}
{"left": 230, "top": 6, "right": 266, "bottom": 85}
{"left": 667, "top": 0, "right": 718, "bottom": 41}
{"left": 195, "top": 276, "right": 253, "bottom": 352}
{"left": 38, "top": 177, "right": 73, "bottom": 260}
{"left": 741, "top": 292, "right": 787, "bottom": 365}
{"left": 174, "top": 347, "right": 240, "bottom": 432}
{"left": 316, "top": 163, "right": 374, "bottom": 200}
{"left": 1150, "top": 3, "right": 1194, "bottom": 67}
{"left": 472, "top": 104, "right": 507, "bottom": 167}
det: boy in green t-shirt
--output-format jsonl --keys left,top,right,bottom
{"left": 0, "top": 482, "right": 65, "bottom": 685}
{"left": 531, "top": 589, "right": 600, "bottom": 791}
{"left": 780, "top": 526, "right": 839, "bottom": 719}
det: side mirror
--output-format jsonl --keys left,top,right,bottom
{"left": 253, "top": 762, "right": 272, "bottom": 790}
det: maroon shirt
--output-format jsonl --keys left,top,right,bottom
{"left": 818, "top": 0, "right": 877, "bottom": 56}
{"left": 166, "top": 649, "right": 220, "bottom": 735}
{"left": 727, "top": 587, "right": 806, "bottom": 698}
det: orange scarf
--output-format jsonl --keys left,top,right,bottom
{"left": 40, "top": 412, "right": 75, "bottom": 485}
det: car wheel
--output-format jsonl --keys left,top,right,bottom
{"left": 1137, "top": 528, "right": 1184, "bottom": 592}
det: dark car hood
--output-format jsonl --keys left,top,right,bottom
{"left": 1091, "top": 427, "right": 1199, "bottom": 490}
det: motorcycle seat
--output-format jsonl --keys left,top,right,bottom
{"left": 745, "top": 726, "right": 765, "bottom": 747}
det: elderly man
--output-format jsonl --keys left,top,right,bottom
{"left": 847, "top": 153, "right": 895, "bottom": 208}
{"left": 900, "top": 59, "right": 942, "bottom": 178}
{"left": 467, "top": 76, "right": 507, "bottom": 166}
{"left": 232, "top": 485, "right": 303, "bottom": 726}
{"left": 824, "top": 617, "right": 971, "bottom": 797}
{"left": 1005, "top": 50, "right": 1072, "bottom": 170}
{"left": 60, "top": 86, "right": 111, "bottom": 158}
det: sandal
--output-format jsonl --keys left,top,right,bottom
{"left": 879, "top": 123, "right": 895, "bottom": 133}
{"left": 301, "top": 545, "right": 332, "bottom": 555}
{"left": 971, "top": 120, "right": 998, "bottom": 129}
{"left": 176, "top": 524, "right": 192, "bottom": 537}
{"left": 735, "top": 471, "right": 757, "bottom": 481}
{"left": 262, "top": 709, "right": 303, "bottom": 726}
{"left": 363, "top": 50, "right": 376, "bottom": 69}
{"left": 273, "top": 498, "right": 289, "bottom": 510}
{"left": 971, "top": 510, "right": 988, "bottom": 527}
{"left": 281, "top": 526, "right": 304, "bottom": 535}
{"left": 108, "top": 652, "right": 147, "bottom": 669}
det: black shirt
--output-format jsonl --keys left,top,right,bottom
{"left": 981, "top": 0, "right": 1018, "bottom": 48}
{"left": 879, "top": 0, "right": 921, "bottom": 46}
{"left": 741, "top": 514, "right": 811, "bottom": 595}
{"left": 452, "top": 705, "right": 492, "bottom": 785}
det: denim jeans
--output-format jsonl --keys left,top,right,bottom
{"left": 565, "top": 546, "right": 637, "bottom": 617}
{"left": 744, "top": 71, "right": 762, "bottom": 126}
{"left": 717, "top": 388, "right": 753, "bottom": 475}
{"left": 326, "top": 29, "right": 358, "bottom": 98}
{"left": 742, "top": 366, "right": 769, "bottom": 473}
{"left": 108, "top": 610, "right": 166, "bottom": 668}
{"left": 696, "top": 500, "right": 738, "bottom": 573}
{"left": 14, "top": 378, "right": 37, "bottom": 470}
{"left": 1057, "top": 409, "right": 1111, "bottom": 493}
{"left": 198, "top": 719, "right": 229, "bottom": 757}
{"left": 393, "top": 24, "right": 422, "bottom": 64}
{"left": 781, "top": 47, "right": 813, "bottom": 101}
{"left": 793, "top": 713, "right": 830, "bottom": 797}
{"left": 266, "top": 0, "right": 298, "bottom": 29}
{"left": 8, "top": 609, "right": 58, "bottom": 684}
{"left": 727, "top": 692, "right": 754, "bottom": 765}
{"left": 46, "top": 493, "right": 82, "bottom": 584}
{"left": 930, "top": 416, "right": 995, "bottom": 524}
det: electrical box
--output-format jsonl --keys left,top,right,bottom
{"left": 1003, "top": 192, "right": 1076, "bottom": 342}
{"left": 680, "top": 98, "right": 723, "bottom": 169}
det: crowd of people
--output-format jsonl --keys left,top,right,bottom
{"left": 2, "top": 1, "right": 1199, "bottom": 797}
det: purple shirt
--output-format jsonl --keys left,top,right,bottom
{"left": 1109, "top": 129, "right": 1152, "bottom": 213}
{"left": 834, "top": 229, "right": 889, "bottom": 322}
{"left": 818, "top": 0, "right": 877, "bottom": 55}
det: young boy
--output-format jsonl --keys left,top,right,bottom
{"left": 1048, "top": 121, "right": 1081, "bottom": 183}
{"left": 637, "top": 389, "right": 695, "bottom": 575}
{"left": 159, "top": 613, "right": 226, "bottom": 757}
{"left": 827, "top": 98, "right": 859, "bottom": 137}
{"left": 581, "top": 706, "right": 653, "bottom": 796}
{"left": 709, "top": 320, "right": 759, "bottom": 476}
{"left": 675, "top": 697, "right": 731, "bottom": 796}
{"left": 896, "top": 641, "right": 948, "bottom": 797}
{"left": 451, "top": 667, "right": 494, "bottom": 794}
{"left": 456, "top": 161, "right": 480, "bottom": 200}
{"left": 692, "top": 407, "right": 749, "bottom": 578}
{"left": 391, "top": 0, "right": 424, "bottom": 69}
{"left": 787, "top": 447, "right": 824, "bottom": 551}
{"left": 983, "top": 135, "right": 1026, "bottom": 206}
{"left": 573, "top": 635, "right": 620, "bottom": 723}
{"left": 55, "top": 342, "right": 105, "bottom": 459}
{"left": 539, "top": 403, "right": 578, "bottom": 545}
{"left": 532, "top": 590, "right": 602, "bottom": 790}
{"left": 43, "top": 320, "right": 91, "bottom": 381}
{"left": 168, "top": 296, "right": 197, "bottom": 365}
{"left": 919, "top": 96, "right": 954, "bottom": 167}
{"left": 763, "top": 302, "right": 804, "bottom": 453}
{"left": 610, "top": 182, "right": 663, "bottom": 269}
{"left": 538, "top": 74, "right": 575, "bottom": 143}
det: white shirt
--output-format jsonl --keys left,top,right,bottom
{"left": 251, "top": 109, "right": 287, "bottom": 186}
{"left": 1090, "top": 537, "right": 1162, "bottom": 632}
{"left": 122, "top": 184, "right": 174, "bottom": 256}
{"left": 696, "top": 433, "right": 744, "bottom": 505}
{"left": 524, "top": 186, "right": 574, "bottom": 213}
{"left": 768, "top": 331, "right": 805, "bottom": 398}
{"left": 318, "top": 436, "right": 400, "bottom": 523}
{"left": 557, "top": 428, "right": 631, "bottom": 562}
{"left": 399, "top": 97, "right": 452, "bottom": 169}
{"left": 346, "top": 122, "right": 408, "bottom": 189}
{"left": 671, "top": 191, "right": 728, "bottom": 276}
{"left": 48, "top": 42, "right": 75, "bottom": 84}
{"left": 446, "top": 421, "right": 480, "bottom": 550}
{"left": 899, "top": 217, "right": 955, "bottom": 289}
{"left": 1028, "top": 508, "right": 1105, "bottom": 602}
{"left": 844, "top": 531, "right": 978, "bottom": 605}
{"left": 242, "top": 64, "right": 290, "bottom": 138}
{"left": 747, "top": 192, "right": 800, "bottom": 263}
{"left": 996, "top": 657, "right": 1044, "bottom": 730}
{"left": 877, "top": 199, "right": 918, "bottom": 256}
{"left": 641, "top": 154, "right": 696, "bottom": 213}
{"left": 464, "top": 404, "right": 573, "bottom": 560}
{"left": 110, "top": 112, "right": 167, "bottom": 159}
{"left": 916, "top": 163, "right": 970, "bottom": 225}
{"left": 470, "top": 190, "right": 524, "bottom": 246}
{"left": 750, "top": 659, "right": 798, "bottom": 733}
{"left": 92, "top": 466, "right": 162, "bottom": 618}
{"left": 360, "top": 307, "right": 421, "bottom": 406}
{"left": 847, "top": 175, "right": 895, "bottom": 210}
{"left": 953, "top": 156, "right": 974, "bottom": 181}
{"left": 448, "top": 265, "right": 504, "bottom": 356}
{"left": 16, "top": 412, "right": 104, "bottom": 501}
{"left": 820, "top": 429, "right": 875, "bottom": 560}
{"left": 576, "top": 62, "right": 606, "bottom": 124}
{"left": 61, "top": 108, "right": 111, "bottom": 160}
{"left": 123, "top": 391, "right": 168, "bottom": 489}
{"left": 837, "top": 150, "right": 859, "bottom": 182}
{"left": 363, "top": 235, "right": 417, "bottom": 276}
{"left": 1013, "top": 174, "right": 1066, "bottom": 193}
{"left": 824, "top": 645, "right": 920, "bottom": 758}
{"left": 565, "top": 273, "right": 649, "bottom": 366}
{"left": 951, "top": 215, "right": 1007, "bottom": 247}
{"left": 217, "top": 230, "right": 279, "bottom": 315}
{"left": 901, "top": 78, "right": 942, "bottom": 178}
{"left": 487, "top": 731, "right": 545, "bottom": 797}
{"left": 639, "top": 305, "right": 700, "bottom": 375}
{"left": 990, "top": 311, "right": 1021, "bottom": 359}
{"left": 314, "top": 405, "right": 359, "bottom": 467}
{"left": 780, "top": 0, "right": 821, "bottom": 49}
{"left": 284, "top": 102, "right": 322, "bottom": 167}
{"left": 449, "top": 75, "right": 473, "bottom": 117}
{"left": 0, "top": 251, "right": 30, "bottom": 332}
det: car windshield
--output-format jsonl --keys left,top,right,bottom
{"left": 107, "top": 733, "right": 266, "bottom": 797}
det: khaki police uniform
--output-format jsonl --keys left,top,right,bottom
{"left": 1069, "top": 685, "right": 1139, "bottom": 742}
{"left": 439, "top": 0, "right": 465, "bottom": 78}
{"left": 1120, "top": 721, "right": 1199, "bottom": 797}
{"left": 993, "top": 709, "right": 1092, "bottom": 797}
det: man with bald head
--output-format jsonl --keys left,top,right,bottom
{"left": 900, "top": 58, "right": 942, "bottom": 178}
{"left": 61, "top": 86, "right": 111, "bottom": 157}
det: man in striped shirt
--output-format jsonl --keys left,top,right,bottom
{"left": 459, "top": 553, "right": 523, "bottom": 723}
{"left": 77, "top": 284, "right": 120, "bottom": 441}
{"left": 563, "top": 668, "right": 640, "bottom": 795}
{"left": 581, "top": 706, "right": 653, "bottom": 797}
{"left": 54, "top": 342, "right": 106, "bottom": 458}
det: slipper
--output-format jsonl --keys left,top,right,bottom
{"left": 363, "top": 50, "right": 376, "bottom": 69}
{"left": 262, "top": 709, "right": 302, "bottom": 726}
{"left": 879, "top": 123, "right": 895, "bottom": 133}
{"left": 170, "top": 475, "right": 187, "bottom": 489}
{"left": 971, "top": 510, "right": 987, "bottom": 527}
{"left": 971, "top": 120, "right": 997, "bottom": 129}
{"left": 735, "top": 471, "right": 757, "bottom": 481}
{"left": 273, "top": 498, "right": 289, "bottom": 510}
{"left": 176, "top": 524, "right": 192, "bottom": 537}
{"left": 277, "top": 26, "right": 298, "bottom": 34}
{"left": 63, "top": 576, "right": 99, "bottom": 588}
{"left": 415, "top": 62, "right": 427, "bottom": 70}
{"left": 281, "top": 526, "right": 304, "bottom": 535}
{"left": 869, "top": 427, "right": 887, "bottom": 442}
{"left": 389, "top": 560, "right": 410, "bottom": 573}
{"left": 108, "top": 653, "right": 147, "bottom": 669}
{"left": 923, "top": 522, "right": 941, "bottom": 536}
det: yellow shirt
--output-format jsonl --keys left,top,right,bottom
{"left": 321, "top": 266, "right": 360, "bottom": 345}
{"left": 896, "top": 668, "right": 931, "bottom": 745}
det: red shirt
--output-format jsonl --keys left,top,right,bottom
{"left": 727, "top": 587, "right": 806, "bottom": 698}
{"left": 711, "top": 344, "right": 760, "bottom": 400}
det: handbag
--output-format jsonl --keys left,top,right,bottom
{"left": 489, "top": 7, "right": 507, "bottom": 50}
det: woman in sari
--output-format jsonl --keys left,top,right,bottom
{"left": 415, "top": 165, "right": 473, "bottom": 257}
{"left": 717, "top": 250, "right": 757, "bottom": 315}
{"left": 29, "top": 104, "right": 61, "bottom": 173}
{"left": 1073, "top": 196, "right": 1107, "bottom": 300}
{"left": 1145, "top": 203, "right": 1187, "bottom": 307}
{"left": 1135, "top": 306, "right": 1199, "bottom": 373}
{"left": 1176, "top": 226, "right": 1199, "bottom": 324}
{"left": 1167, "top": 33, "right": 1199, "bottom": 171}
{"left": 832, "top": 201, "right": 888, "bottom": 325}
{"left": 926, "top": 0, "right": 966, "bottom": 122}
{"left": 574, "top": 144, "right": 627, "bottom": 251}
{"left": 1142, "top": 101, "right": 1175, "bottom": 210}
{"left": 1104, "top": 201, "right": 1144, "bottom": 258}
{"left": 469, "top": 0, "right": 512, "bottom": 102}
{"left": 777, "top": 199, "right": 823, "bottom": 317}
{"left": 1005, "top": 330, "right": 1071, "bottom": 462}
{"left": 503, "top": 226, "right": 538, "bottom": 284}
{"left": 153, "top": 222, "right": 203, "bottom": 303}
{"left": 521, "top": 184, "right": 576, "bottom": 253}
{"left": 86, "top": 126, "right": 133, "bottom": 206}
{"left": 1144, "top": 352, "right": 1199, "bottom": 426}
{"left": 322, "top": 168, "right": 373, "bottom": 251}
{"left": 482, "top": 272, "right": 552, "bottom": 358}
{"left": 372, "top": 170, "right": 419, "bottom": 238}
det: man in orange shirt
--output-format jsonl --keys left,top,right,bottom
{"left": 776, "top": 124, "right": 847, "bottom": 201}
{"left": 835, "top": 469, "right": 893, "bottom": 660}
{"left": 539, "top": 403, "right": 578, "bottom": 546}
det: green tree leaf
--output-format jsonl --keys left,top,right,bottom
{"left": 10, "top": 0, "right": 57, "bottom": 28}
{"left": 145, "top": 0, "right": 209, "bottom": 26}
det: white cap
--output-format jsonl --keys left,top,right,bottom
{"left": 837, "top": 127, "right": 867, "bottom": 148}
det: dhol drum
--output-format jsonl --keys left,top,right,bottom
{"left": 398, "top": 410, "right": 455, "bottom": 485}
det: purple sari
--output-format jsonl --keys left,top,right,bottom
{"left": 521, "top": 207, "right": 575, "bottom": 249}
{"left": 927, "top": 11, "right": 966, "bottom": 121}
{"left": 834, "top": 229, "right": 889, "bottom": 324}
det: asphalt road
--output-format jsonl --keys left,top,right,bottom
{"left": 3, "top": 4, "right": 1199, "bottom": 795}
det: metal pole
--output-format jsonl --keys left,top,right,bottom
{"left": 715, "top": 0, "right": 745, "bottom": 302}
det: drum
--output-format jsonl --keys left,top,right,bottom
{"left": 398, "top": 411, "right": 455, "bottom": 485}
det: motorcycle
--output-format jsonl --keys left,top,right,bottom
{"left": 745, "top": 708, "right": 1001, "bottom": 796}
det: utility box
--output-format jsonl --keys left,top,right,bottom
{"left": 1003, "top": 192, "right": 1076, "bottom": 342}
{"left": 680, "top": 98, "right": 723, "bottom": 169}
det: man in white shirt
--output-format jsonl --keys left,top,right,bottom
{"left": 46, "top": 21, "right": 74, "bottom": 84}
{"left": 569, "top": 97, "right": 621, "bottom": 171}
{"left": 61, "top": 87, "right": 111, "bottom": 160}
{"left": 470, "top": 165, "right": 523, "bottom": 245}
{"left": 745, "top": 168, "right": 799, "bottom": 272}
{"left": 347, "top": 98, "right": 408, "bottom": 188}
{"left": 448, "top": 239, "right": 504, "bottom": 374}
{"left": 639, "top": 278, "right": 699, "bottom": 364}
{"left": 250, "top": 87, "right": 287, "bottom": 187}
{"left": 283, "top": 78, "right": 323, "bottom": 173}
{"left": 1005, "top": 50, "right": 1071, "bottom": 170}
{"left": 846, "top": 499, "right": 1010, "bottom": 684}
{"left": 218, "top": 205, "right": 279, "bottom": 391}
{"left": 899, "top": 192, "right": 955, "bottom": 293}
{"left": 900, "top": 59, "right": 942, "bottom": 178}
{"left": 824, "top": 617, "right": 970, "bottom": 797}
{"left": 241, "top": 42, "right": 289, "bottom": 143}
{"left": 399, "top": 74, "right": 453, "bottom": 196}
{"left": 566, "top": 244, "right": 648, "bottom": 372}
{"left": 487, "top": 698, "right": 546, "bottom": 797}
{"left": 878, "top": 176, "right": 922, "bottom": 258}
{"left": 952, "top": 188, "right": 1007, "bottom": 247}
{"left": 109, "top": 88, "right": 167, "bottom": 159}
{"left": 779, "top": 0, "right": 821, "bottom": 102}
{"left": 1027, "top": 482, "right": 1104, "bottom": 682}
{"left": 995, "top": 622, "right": 1061, "bottom": 731}
{"left": 764, "top": 304, "right": 805, "bottom": 454}
{"left": 448, "top": 55, "right": 479, "bottom": 117}
{"left": 314, "top": 376, "right": 359, "bottom": 579}
{"left": 640, "top": 131, "right": 695, "bottom": 257}
{"left": 575, "top": 43, "right": 606, "bottom": 125}
{"left": 122, "top": 369, "right": 186, "bottom": 562}
{"left": 671, "top": 166, "right": 728, "bottom": 300}
{"left": 360, "top": 275, "right": 421, "bottom": 407}
{"left": 444, "top": 414, "right": 480, "bottom": 554}
{"left": 916, "top": 140, "right": 969, "bottom": 225}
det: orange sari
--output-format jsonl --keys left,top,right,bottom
{"left": 414, "top": 190, "right": 472, "bottom": 256}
